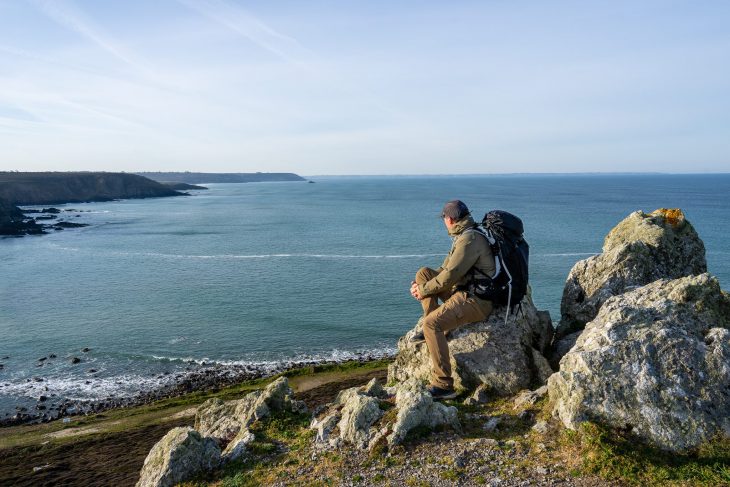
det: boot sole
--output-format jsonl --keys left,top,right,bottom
{"left": 431, "top": 390, "right": 458, "bottom": 400}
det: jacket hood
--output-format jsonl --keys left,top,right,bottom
{"left": 448, "top": 214, "right": 477, "bottom": 236}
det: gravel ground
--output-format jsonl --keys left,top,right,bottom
{"left": 270, "top": 430, "right": 622, "bottom": 486}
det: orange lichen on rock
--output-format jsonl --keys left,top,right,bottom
{"left": 651, "top": 208, "right": 685, "bottom": 228}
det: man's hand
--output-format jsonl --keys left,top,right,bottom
{"left": 410, "top": 281, "right": 424, "bottom": 300}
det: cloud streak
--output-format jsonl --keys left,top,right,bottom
{"left": 28, "top": 0, "right": 150, "bottom": 74}
{"left": 177, "top": 0, "right": 314, "bottom": 66}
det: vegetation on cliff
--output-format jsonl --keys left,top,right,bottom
{"left": 137, "top": 172, "right": 306, "bottom": 184}
{"left": 0, "top": 172, "right": 183, "bottom": 205}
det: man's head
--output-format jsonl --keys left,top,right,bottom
{"left": 440, "top": 200, "right": 470, "bottom": 231}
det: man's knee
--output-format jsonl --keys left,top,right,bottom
{"left": 423, "top": 315, "right": 440, "bottom": 334}
{"left": 416, "top": 266, "right": 436, "bottom": 284}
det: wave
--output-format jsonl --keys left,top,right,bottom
{"left": 154, "top": 253, "right": 443, "bottom": 260}
{"left": 47, "top": 243, "right": 600, "bottom": 260}
{"left": 150, "top": 346, "right": 396, "bottom": 368}
{"left": 0, "top": 347, "right": 396, "bottom": 403}
{"left": 0, "top": 374, "right": 172, "bottom": 401}
{"left": 48, "top": 245, "right": 443, "bottom": 260}
{"left": 46, "top": 242, "right": 602, "bottom": 260}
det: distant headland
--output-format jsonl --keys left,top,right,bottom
{"left": 0, "top": 172, "right": 183, "bottom": 206}
{"left": 137, "top": 172, "right": 306, "bottom": 184}
{"left": 0, "top": 171, "right": 307, "bottom": 237}
{"left": 0, "top": 172, "right": 185, "bottom": 236}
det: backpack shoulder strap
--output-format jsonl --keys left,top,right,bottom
{"left": 464, "top": 227, "right": 501, "bottom": 278}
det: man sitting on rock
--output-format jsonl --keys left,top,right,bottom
{"left": 409, "top": 200, "right": 496, "bottom": 400}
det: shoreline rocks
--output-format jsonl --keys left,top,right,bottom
{"left": 0, "top": 198, "right": 44, "bottom": 236}
{"left": 1, "top": 352, "right": 392, "bottom": 427}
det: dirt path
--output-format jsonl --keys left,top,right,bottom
{"left": 0, "top": 367, "right": 386, "bottom": 487}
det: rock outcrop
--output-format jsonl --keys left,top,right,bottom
{"left": 388, "top": 293, "right": 553, "bottom": 395}
{"left": 548, "top": 273, "right": 730, "bottom": 452}
{"left": 387, "top": 379, "right": 460, "bottom": 446}
{"left": 138, "top": 377, "right": 305, "bottom": 486}
{"left": 556, "top": 209, "right": 706, "bottom": 341}
{"left": 136, "top": 427, "right": 221, "bottom": 487}
{"left": 195, "top": 377, "right": 305, "bottom": 453}
{"left": 311, "top": 378, "right": 460, "bottom": 450}
{"left": 0, "top": 197, "right": 43, "bottom": 236}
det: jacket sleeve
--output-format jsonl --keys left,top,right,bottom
{"left": 419, "top": 233, "right": 479, "bottom": 296}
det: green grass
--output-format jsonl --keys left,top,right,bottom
{"left": 281, "top": 358, "right": 392, "bottom": 377}
{"left": 562, "top": 423, "right": 730, "bottom": 486}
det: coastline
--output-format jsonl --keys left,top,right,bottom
{"left": 0, "top": 359, "right": 390, "bottom": 487}
{"left": 1, "top": 350, "right": 395, "bottom": 427}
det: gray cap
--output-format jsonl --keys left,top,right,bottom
{"left": 440, "top": 200, "right": 470, "bottom": 220}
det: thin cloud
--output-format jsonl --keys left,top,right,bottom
{"left": 27, "top": 0, "right": 152, "bottom": 76}
{"left": 177, "top": 0, "right": 314, "bottom": 65}
{"left": 176, "top": 0, "right": 406, "bottom": 121}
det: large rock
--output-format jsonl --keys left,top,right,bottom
{"left": 221, "top": 428, "right": 256, "bottom": 463}
{"left": 557, "top": 208, "right": 706, "bottom": 339}
{"left": 310, "top": 378, "right": 459, "bottom": 450}
{"left": 548, "top": 273, "right": 730, "bottom": 452}
{"left": 388, "top": 293, "right": 553, "bottom": 395}
{"left": 337, "top": 390, "right": 383, "bottom": 449}
{"left": 136, "top": 427, "right": 221, "bottom": 487}
{"left": 194, "top": 398, "right": 241, "bottom": 443}
{"left": 387, "top": 379, "right": 460, "bottom": 445}
{"left": 195, "top": 377, "right": 304, "bottom": 443}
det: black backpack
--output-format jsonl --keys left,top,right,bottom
{"left": 468, "top": 210, "right": 530, "bottom": 314}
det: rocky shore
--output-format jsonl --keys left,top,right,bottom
{"left": 0, "top": 204, "right": 94, "bottom": 236}
{"left": 0, "top": 351, "right": 394, "bottom": 427}
{"left": 0, "top": 198, "right": 44, "bottom": 236}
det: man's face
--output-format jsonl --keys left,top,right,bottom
{"left": 443, "top": 216, "right": 455, "bottom": 231}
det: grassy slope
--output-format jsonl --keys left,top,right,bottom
{"left": 193, "top": 394, "right": 730, "bottom": 487}
{"left": 2, "top": 358, "right": 728, "bottom": 487}
{"left": 0, "top": 360, "right": 388, "bottom": 487}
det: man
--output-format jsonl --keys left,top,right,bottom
{"left": 409, "top": 200, "right": 495, "bottom": 400}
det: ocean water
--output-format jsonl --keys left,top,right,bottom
{"left": 1, "top": 174, "right": 729, "bottom": 417}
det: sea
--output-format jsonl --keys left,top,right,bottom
{"left": 1, "top": 174, "right": 729, "bottom": 419}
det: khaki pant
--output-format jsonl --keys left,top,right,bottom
{"left": 416, "top": 267, "right": 492, "bottom": 389}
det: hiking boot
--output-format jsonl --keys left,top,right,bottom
{"left": 427, "top": 385, "right": 458, "bottom": 401}
{"left": 409, "top": 331, "right": 426, "bottom": 344}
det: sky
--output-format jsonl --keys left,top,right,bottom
{"left": 0, "top": 0, "right": 729, "bottom": 175}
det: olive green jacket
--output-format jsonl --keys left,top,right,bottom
{"left": 418, "top": 215, "right": 496, "bottom": 300}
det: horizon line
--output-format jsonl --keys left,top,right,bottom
{"left": 3, "top": 170, "right": 730, "bottom": 177}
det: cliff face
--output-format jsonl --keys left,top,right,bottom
{"left": 137, "top": 172, "right": 305, "bottom": 184}
{"left": 0, "top": 172, "right": 183, "bottom": 205}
